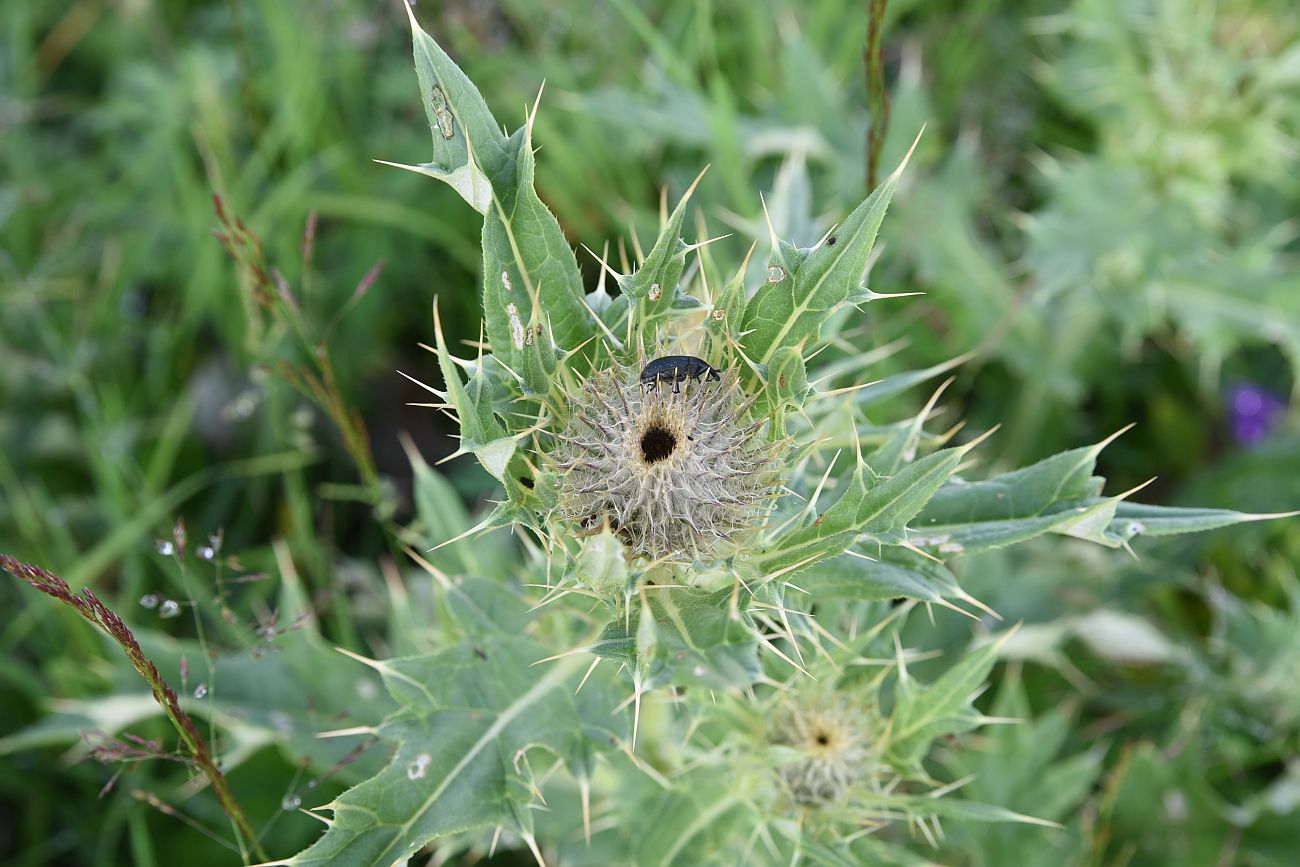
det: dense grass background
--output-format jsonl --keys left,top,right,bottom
{"left": 2, "top": 0, "right": 1297, "bottom": 864}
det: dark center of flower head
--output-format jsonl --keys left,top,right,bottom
{"left": 640, "top": 424, "right": 678, "bottom": 464}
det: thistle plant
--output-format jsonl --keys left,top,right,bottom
{"left": 265, "top": 9, "right": 1291, "bottom": 866}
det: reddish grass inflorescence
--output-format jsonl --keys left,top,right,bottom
{"left": 0, "top": 553, "right": 266, "bottom": 859}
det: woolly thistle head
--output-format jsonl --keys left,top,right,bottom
{"left": 770, "top": 695, "right": 875, "bottom": 807}
{"left": 551, "top": 362, "right": 780, "bottom": 561}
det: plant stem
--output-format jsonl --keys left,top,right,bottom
{"left": 865, "top": 0, "right": 891, "bottom": 192}
{"left": 1, "top": 555, "right": 269, "bottom": 863}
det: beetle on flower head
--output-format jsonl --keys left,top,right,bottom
{"left": 639, "top": 354, "right": 722, "bottom": 394}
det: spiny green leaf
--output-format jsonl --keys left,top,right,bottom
{"left": 482, "top": 127, "right": 593, "bottom": 379}
{"left": 866, "top": 377, "right": 954, "bottom": 476}
{"left": 438, "top": 577, "right": 528, "bottom": 640}
{"left": 571, "top": 528, "right": 632, "bottom": 597}
{"left": 594, "top": 587, "right": 760, "bottom": 689}
{"left": 405, "top": 438, "right": 512, "bottom": 578}
{"left": 631, "top": 771, "right": 751, "bottom": 867}
{"left": 864, "top": 794, "right": 1061, "bottom": 829}
{"left": 908, "top": 430, "right": 1141, "bottom": 554}
{"left": 519, "top": 310, "right": 560, "bottom": 396}
{"left": 703, "top": 242, "right": 754, "bottom": 359}
{"left": 765, "top": 345, "right": 810, "bottom": 411}
{"left": 620, "top": 169, "right": 707, "bottom": 356}
{"left": 1106, "top": 502, "right": 1299, "bottom": 542}
{"left": 740, "top": 133, "right": 919, "bottom": 366}
{"left": 287, "top": 636, "right": 618, "bottom": 866}
{"left": 758, "top": 435, "right": 981, "bottom": 578}
{"left": 849, "top": 351, "right": 972, "bottom": 410}
{"left": 391, "top": 14, "right": 593, "bottom": 378}
{"left": 804, "top": 835, "right": 940, "bottom": 867}
{"left": 937, "top": 671, "right": 1102, "bottom": 865}
{"left": 886, "top": 634, "right": 1007, "bottom": 772}
{"left": 430, "top": 303, "right": 514, "bottom": 482}
{"left": 799, "top": 547, "right": 961, "bottom": 604}
{"left": 379, "top": 6, "right": 510, "bottom": 213}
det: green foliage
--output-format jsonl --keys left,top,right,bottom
{"left": 758, "top": 438, "right": 976, "bottom": 577}
{"left": 2, "top": 1, "right": 1297, "bottom": 866}
{"left": 594, "top": 587, "right": 761, "bottom": 690}
{"left": 740, "top": 143, "right": 912, "bottom": 368}
{"left": 392, "top": 6, "right": 595, "bottom": 382}
{"left": 260, "top": 13, "right": 1290, "bottom": 865}
{"left": 430, "top": 302, "right": 514, "bottom": 481}
{"left": 884, "top": 635, "right": 1007, "bottom": 773}
{"left": 285, "top": 628, "right": 621, "bottom": 866}
{"left": 934, "top": 671, "right": 1102, "bottom": 867}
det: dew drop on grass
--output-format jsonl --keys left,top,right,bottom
{"left": 766, "top": 265, "right": 786, "bottom": 283}
{"left": 197, "top": 546, "right": 215, "bottom": 561}
{"left": 281, "top": 794, "right": 302, "bottom": 812}
{"left": 156, "top": 540, "right": 174, "bottom": 557}
{"left": 193, "top": 683, "right": 208, "bottom": 699}
{"left": 159, "top": 600, "right": 182, "bottom": 619}
{"left": 1126, "top": 521, "right": 1145, "bottom": 536}
{"left": 139, "top": 594, "right": 160, "bottom": 609}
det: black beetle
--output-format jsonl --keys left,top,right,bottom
{"left": 640, "top": 355, "right": 722, "bottom": 393}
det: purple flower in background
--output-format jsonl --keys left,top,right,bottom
{"left": 1226, "top": 383, "right": 1286, "bottom": 446}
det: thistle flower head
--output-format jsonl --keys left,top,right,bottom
{"left": 552, "top": 362, "right": 778, "bottom": 560}
{"left": 771, "top": 696, "right": 874, "bottom": 807}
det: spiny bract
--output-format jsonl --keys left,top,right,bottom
{"left": 551, "top": 362, "right": 779, "bottom": 560}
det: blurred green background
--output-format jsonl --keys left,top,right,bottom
{"left": 2, "top": 0, "right": 1298, "bottom": 864}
